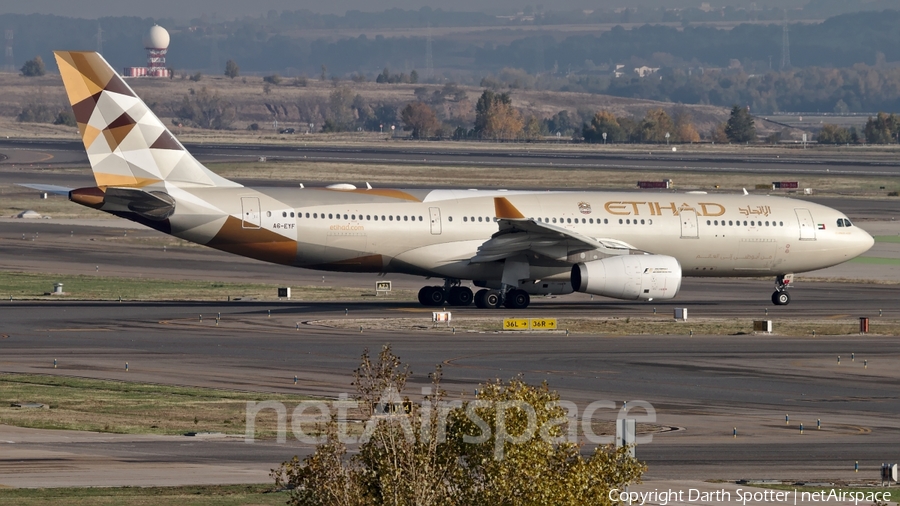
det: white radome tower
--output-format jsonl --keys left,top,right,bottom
{"left": 143, "top": 25, "right": 170, "bottom": 77}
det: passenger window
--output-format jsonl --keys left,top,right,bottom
{"left": 707, "top": 220, "right": 711, "bottom": 225}
{"left": 290, "top": 212, "right": 294, "bottom": 217}
{"left": 389, "top": 216, "right": 393, "bottom": 221}
{"left": 448, "top": 216, "right": 453, "bottom": 222}
{"left": 478, "top": 217, "right": 482, "bottom": 222}
{"left": 641, "top": 219, "right": 645, "bottom": 224}
{"left": 728, "top": 220, "right": 733, "bottom": 226}
{"left": 619, "top": 219, "right": 623, "bottom": 224}
{"left": 743, "top": 221, "right": 747, "bottom": 226}
{"left": 305, "top": 213, "right": 310, "bottom": 218}
{"left": 604, "top": 219, "right": 608, "bottom": 224}
{"left": 419, "top": 216, "right": 423, "bottom": 221}
{"left": 282, "top": 211, "right": 287, "bottom": 218}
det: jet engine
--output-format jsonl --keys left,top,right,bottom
{"left": 571, "top": 254, "right": 682, "bottom": 301}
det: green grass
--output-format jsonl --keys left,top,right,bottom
{"left": 849, "top": 257, "right": 900, "bottom": 265}
{"left": 0, "top": 485, "right": 287, "bottom": 506}
{"left": 0, "top": 374, "right": 315, "bottom": 437}
{"left": 874, "top": 235, "right": 900, "bottom": 243}
{"left": 0, "top": 271, "right": 413, "bottom": 301}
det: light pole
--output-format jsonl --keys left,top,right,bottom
{"left": 602, "top": 132, "right": 607, "bottom": 144}
{"left": 665, "top": 132, "right": 670, "bottom": 145}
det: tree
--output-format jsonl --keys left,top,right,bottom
{"left": 638, "top": 108, "right": 674, "bottom": 143}
{"left": 272, "top": 345, "right": 647, "bottom": 506}
{"left": 410, "top": 70, "right": 419, "bottom": 84}
{"left": 224, "top": 59, "right": 239, "bottom": 79}
{"left": 175, "top": 87, "right": 235, "bottom": 129}
{"left": 817, "top": 124, "right": 851, "bottom": 144}
{"left": 710, "top": 122, "right": 728, "bottom": 143}
{"left": 583, "top": 111, "right": 624, "bottom": 143}
{"left": 263, "top": 74, "right": 282, "bottom": 85}
{"left": 863, "top": 112, "right": 899, "bottom": 144}
{"left": 401, "top": 102, "right": 441, "bottom": 139}
{"left": 672, "top": 107, "right": 700, "bottom": 143}
{"left": 724, "top": 105, "right": 756, "bottom": 143}
{"left": 20, "top": 56, "right": 46, "bottom": 77}
{"left": 328, "top": 86, "right": 356, "bottom": 130}
{"left": 474, "top": 90, "right": 523, "bottom": 140}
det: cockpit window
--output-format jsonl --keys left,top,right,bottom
{"left": 843, "top": 218, "right": 852, "bottom": 227}
{"left": 837, "top": 219, "right": 844, "bottom": 228}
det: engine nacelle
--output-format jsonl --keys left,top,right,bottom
{"left": 571, "top": 254, "right": 682, "bottom": 301}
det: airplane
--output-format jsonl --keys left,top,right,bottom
{"left": 35, "top": 51, "right": 874, "bottom": 309}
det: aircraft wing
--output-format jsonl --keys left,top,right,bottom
{"left": 470, "top": 197, "right": 639, "bottom": 263}
{"left": 16, "top": 183, "right": 73, "bottom": 196}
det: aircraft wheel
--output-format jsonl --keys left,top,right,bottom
{"left": 448, "top": 286, "right": 473, "bottom": 306}
{"left": 772, "top": 291, "right": 790, "bottom": 306}
{"left": 503, "top": 289, "right": 530, "bottom": 309}
{"left": 474, "top": 289, "right": 490, "bottom": 308}
{"left": 426, "top": 286, "right": 446, "bottom": 306}
{"left": 417, "top": 286, "right": 431, "bottom": 306}
{"left": 484, "top": 290, "right": 502, "bottom": 308}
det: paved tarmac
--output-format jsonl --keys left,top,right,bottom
{"left": 2, "top": 140, "right": 900, "bottom": 492}
{"left": 5, "top": 138, "right": 900, "bottom": 177}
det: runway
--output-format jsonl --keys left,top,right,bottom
{"left": 1, "top": 293, "right": 899, "bottom": 486}
{"left": 1, "top": 139, "right": 900, "bottom": 489}
{"left": 4, "top": 138, "right": 900, "bottom": 177}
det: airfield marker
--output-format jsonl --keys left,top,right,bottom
{"left": 864, "top": 359, "right": 868, "bottom": 369}
{"left": 268, "top": 310, "right": 271, "bottom": 318}
{"left": 53, "top": 359, "right": 57, "bottom": 369}
{"left": 817, "top": 419, "right": 821, "bottom": 430}
{"left": 851, "top": 352, "right": 855, "bottom": 362}
{"left": 800, "top": 423, "right": 803, "bottom": 434}
{"left": 837, "top": 355, "right": 841, "bottom": 365}
{"left": 294, "top": 376, "right": 298, "bottom": 385}
{"left": 125, "top": 362, "right": 129, "bottom": 372}
{"left": 786, "top": 414, "right": 789, "bottom": 425}
{"left": 733, "top": 427, "right": 736, "bottom": 438}
{"left": 855, "top": 461, "right": 859, "bottom": 472}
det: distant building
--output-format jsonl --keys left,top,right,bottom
{"left": 124, "top": 25, "right": 172, "bottom": 78}
{"left": 634, "top": 66, "right": 660, "bottom": 78}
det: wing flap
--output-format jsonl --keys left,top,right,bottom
{"left": 471, "top": 197, "right": 639, "bottom": 263}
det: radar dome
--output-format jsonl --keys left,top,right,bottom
{"left": 142, "top": 25, "right": 170, "bottom": 49}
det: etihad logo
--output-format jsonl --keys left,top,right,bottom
{"left": 604, "top": 201, "right": 726, "bottom": 217}
{"left": 577, "top": 201, "right": 592, "bottom": 215}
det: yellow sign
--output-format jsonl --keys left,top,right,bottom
{"left": 502, "top": 318, "right": 558, "bottom": 330}
{"left": 503, "top": 318, "right": 530, "bottom": 330}
{"left": 530, "top": 318, "right": 557, "bottom": 330}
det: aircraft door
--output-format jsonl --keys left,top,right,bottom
{"left": 241, "top": 197, "right": 261, "bottom": 229}
{"left": 795, "top": 208, "right": 816, "bottom": 241}
{"left": 429, "top": 207, "right": 442, "bottom": 235}
{"left": 679, "top": 209, "right": 699, "bottom": 239}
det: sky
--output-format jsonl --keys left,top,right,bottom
{"left": 0, "top": 0, "right": 801, "bottom": 20}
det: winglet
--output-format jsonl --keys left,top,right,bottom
{"left": 494, "top": 197, "right": 526, "bottom": 219}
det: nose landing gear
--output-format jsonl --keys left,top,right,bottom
{"left": 771, "top": 274, "right": 793, "bottom": 306}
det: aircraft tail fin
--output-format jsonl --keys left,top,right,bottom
{"left": 53, "top": 51, "right": 239, "bottom": 189}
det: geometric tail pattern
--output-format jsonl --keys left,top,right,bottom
{"left": 54, "top": 51, "right": 240, "bottom": 189}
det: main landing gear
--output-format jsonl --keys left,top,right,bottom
{"left": 417, "top": 281, "right": 473, "bottom": 307}
{"left": 771, "top": 274, "right": 793, "bottom": 306}
{"left": 417, "top": 281, "right": 531, "bottom": 309}
{"left": 474, "top": 286, "right": 530, "bottom": 309}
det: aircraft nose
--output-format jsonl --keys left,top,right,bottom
{"left": 856, "top": 228, "right": 875, "bottom": 256}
